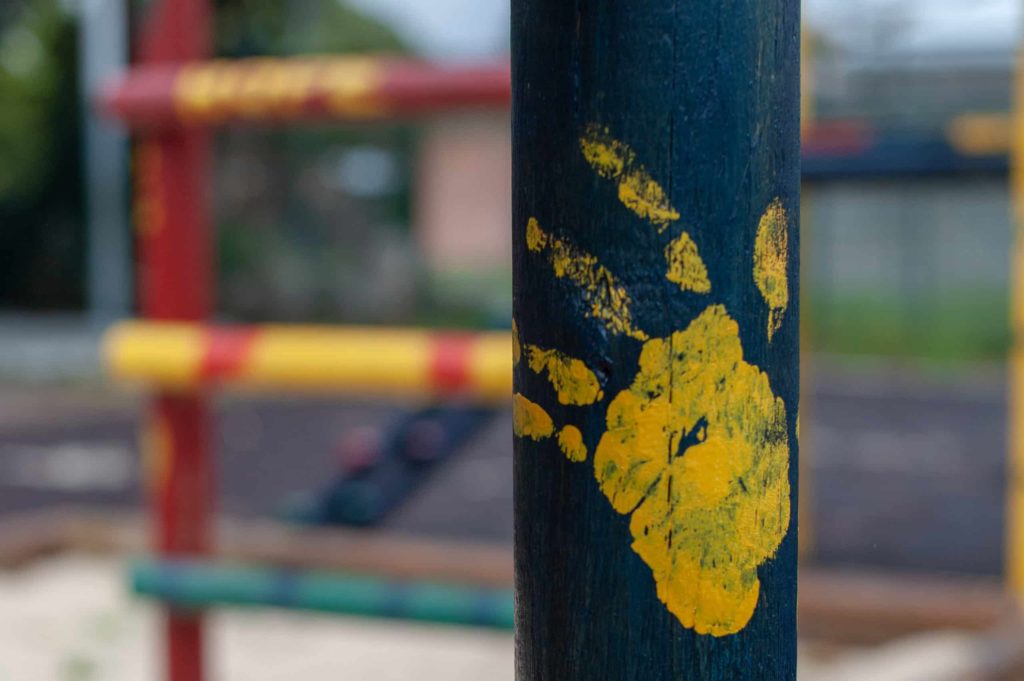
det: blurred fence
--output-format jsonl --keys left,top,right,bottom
{"left": 805, "top": 175, "right": 1011, "bottom": 361}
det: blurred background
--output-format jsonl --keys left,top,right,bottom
{"left": 0, "top": 0, "right": 1021, "bottom": 679}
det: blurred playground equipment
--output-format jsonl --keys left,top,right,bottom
{"left": 284, "top": 402, "right": 498, "bottom": 526}
{"left": 131, "top": 558, "right": 514, "bottom": 630}
{"left": 95, "top": 2, "right": 519, "bottom": 679}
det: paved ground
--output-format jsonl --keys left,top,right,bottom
{"left": 0, "top": 356, "right": 1009, "bottom": 575}
{"left": 809, "top": 359, "right": 1007, "bottom": 575}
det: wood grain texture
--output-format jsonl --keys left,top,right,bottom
{"left": 512, "top": 1, "right": 800, "bottom": 679}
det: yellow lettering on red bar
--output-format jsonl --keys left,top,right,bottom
{"left": 175, "top": 58, "right": 385, "bottom": 122}
{"left": 322, "top": 58, "right": 384, "bottom": 117}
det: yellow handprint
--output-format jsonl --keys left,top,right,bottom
{"left": 594, "top": 305, "right": 789, "bottom": 636}
{"left": 514, "top": 127, "right": 792, "bottom": 637}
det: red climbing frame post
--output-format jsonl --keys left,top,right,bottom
{"left": 135, "top": 2, "right": 214, "bottom": 681}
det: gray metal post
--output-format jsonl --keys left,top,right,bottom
{"left": 80, "top": 0, "right": 131, "bottom": 324}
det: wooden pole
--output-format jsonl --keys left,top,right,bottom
{"left": 511, "top": 2, "right": 800, "bottom": 679}
{"left": 136, "top": 2, "right": 214, "bottom": 680}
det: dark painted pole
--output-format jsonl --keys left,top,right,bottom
{"left": 512, "top": 3, "right": 800, "bottom": 680}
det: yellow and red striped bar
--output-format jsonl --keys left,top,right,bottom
{"left": 104, "top": 322, "right": 512, "bottom": 402}
{"left": 101, "top": 56, "right": 511, "bottom": 128}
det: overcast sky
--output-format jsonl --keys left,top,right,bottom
{"left": 806, "top": 0, "right": 1020, "bottom": 52}
{"left": 346, "top": 0, "right": 1020, "bottom": 58}
{"left": 347, "top": 0, "right": 510, "bottom": 59}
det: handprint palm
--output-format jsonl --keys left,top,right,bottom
{"left": 513, "top": 125, "right": 791, "bottom": 637}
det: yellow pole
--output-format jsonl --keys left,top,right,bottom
{"left": 104, "top": 322, "right": 512, "bottom": 402}
{"left": 1008, "top": 44, "right": 1024, "bottom": 605}
{"left": 799, "top": 21, "right": 815, "bottom": 562}
{"left": 801, "top": 27, "right": 814, "bottom": 136}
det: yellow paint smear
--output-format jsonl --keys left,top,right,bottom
{"left": 321, "top": 58, "right": 384, "bottom": 118}
{"left": 142, "top": 413, "right": 172, "bottom": 494}
{"left": 579, "top": 124, "right": 680, "bottom": 231}
{"left": 174, "top": 62, "right": 235, "bottom": 121}
{"left": 526, "top": 345, "right": 603, "bottom": 406}
{"left": 754, "top": 199, "right": 789, "bottom": 341}
{"left": 513, "top": 393, "right": 555, "bottom": 441}
{"left": 512, "top": 319, "right": 522, "bottom": 367}
{"left": 526, "top": 218, "right": 647, "bottom": 341}
{"left": 133, "top": 143, "right": 164, "bottom": 237}
{"left": 174, "top": 58, "right": 383, "bottom": 122}
{"left": 558, "top": 425, "right": 587, "bottom": 462}
{"left": 593, "top": 304, "right": 790, "bottom": 636}
{"left": 237, "top": 59, "right": 319, "bottom": 117}
{"left": 665, "top": 232, "right": 711, "bottom": 294}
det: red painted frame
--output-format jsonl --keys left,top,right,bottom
{"left": 125, "top": 7, "right": 510, "bottom": 681}
{"left": 135, "top": 2, "right": 213, "bottom": 680}
{"left": 104, "top": 59, "right": 512, "bottom": 129}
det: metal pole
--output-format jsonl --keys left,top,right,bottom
{"left": 105, "top": 322, "right": 512, "bottom": 400}
{"left": 101, "top": 58, "right": 511, "bottom": 129}
{"left": 1008, "top": 30, "right": 1024, "bottom": 608}
{"left": 135, "top": 2, "right": 213, "bottom": 680}
{"left": 512, "top": 2, "right": 800, "bottom": 678}
{"left": 131, "top": 559, "right": 516, "bottom": 630}
{"left": 799, "top": 25, "right": 815, "bottom": 563}
{"left": 80, "top": 0, "right": 130, "bottom": 323}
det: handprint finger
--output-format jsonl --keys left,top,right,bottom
{"left": 665, "top": 232, "right": 711, "bottom": 294}
{"left": 754, "top": 198, "right": 790, "bottom": 341}
{"left": 579, "top": 124, "right": 680, "bottom": 231}
{"left": 524, "top": 345, "right": 603, "bottom": 406}
{"left": 512, "top": 393, "right": 589, "bottom": 463}
{"left": 526, "top": 217, "right": 647, "bottom": 340}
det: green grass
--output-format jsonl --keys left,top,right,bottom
{"left": 808, "top": 290, "right": 1010, "bottom": 363}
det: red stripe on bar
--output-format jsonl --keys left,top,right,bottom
{"left": 199, "top": 327, "right": 259, "bottom": 382}
{"left": 377, "top": 61, "right": 511, "bottom": 114}
{"left": 802, "top": 120, "right": 875, "bottom": 156}
{"left": 429, "top": 334, "right": 476, "bottom": 393}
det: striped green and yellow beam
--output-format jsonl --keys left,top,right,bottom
{"left": 104, "top": 322, "right": 511, "bottom": 401}
{"left": 131, "top": 559, "right": 514, "bottom": 630}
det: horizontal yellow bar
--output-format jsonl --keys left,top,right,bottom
{"left": 104, "top": 322, "right": 512, "bottom": 402}
{"left": 947, "top": 112, "right": 1012, "bottom": 156}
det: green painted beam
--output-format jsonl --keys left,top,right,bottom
{"left": 511, "top": 1, "right": 800, "bottom": 679}
{"left": 131, "top": 559, "right": 514, "bottom": 630}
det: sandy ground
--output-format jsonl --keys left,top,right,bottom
{"left": 0, "top": 555, "right": 514, "bottom": 681}
{"left": 1, "top": 555, "right": 1002, "bottom": 681}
